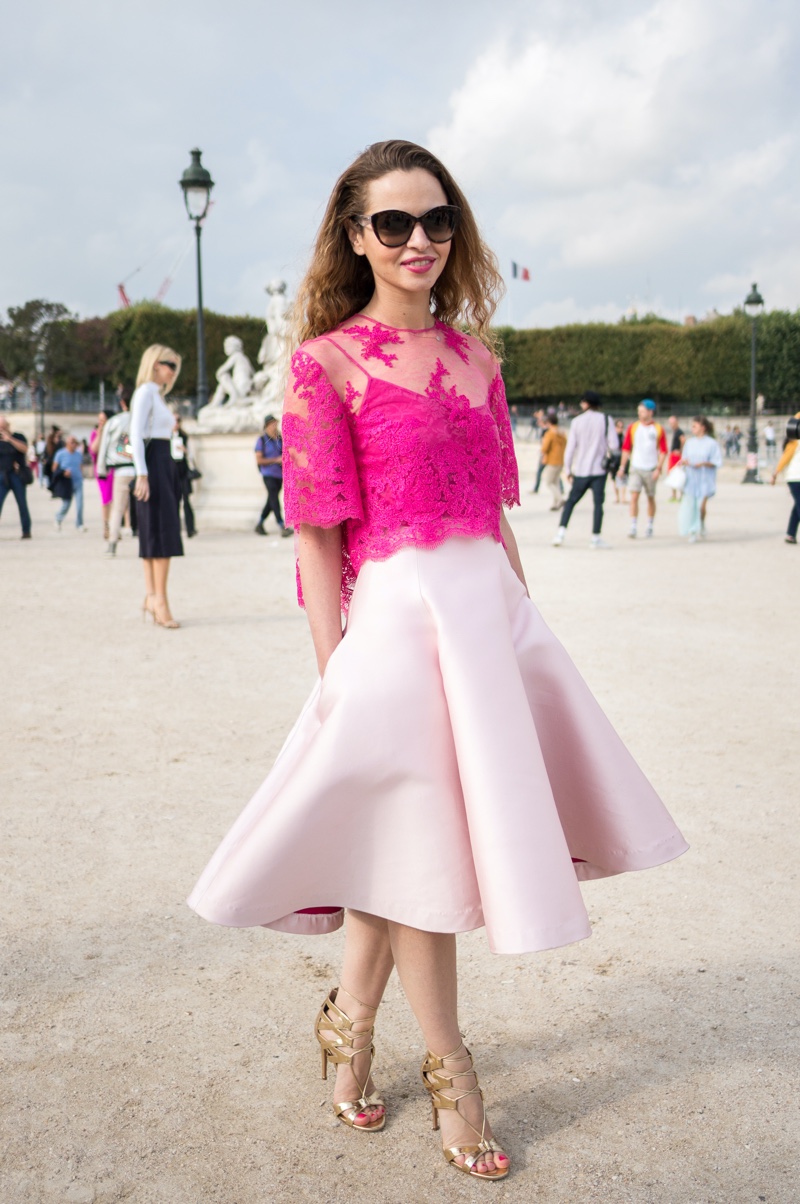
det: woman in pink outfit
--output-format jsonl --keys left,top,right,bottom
{"left": 89, "top": 410, "right": 114, "bottom": 539}
{"left": 188, "top": 141, "right": 688, "bottom": 1181}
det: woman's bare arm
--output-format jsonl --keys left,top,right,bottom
{"left": 297, "top": 524, "right": 344, "bottom": 676}
{"left": 499, "top": 509, "right": 528, "bottom": 594}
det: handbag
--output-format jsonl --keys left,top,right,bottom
{"left": 16, "top": 461, "right": 34, "bottom": 486}
{"left": 601, "top": 415, "right": 621, "bottom": 474}
{"left": 666, "top": 464, "right": 686, "bottom": 492}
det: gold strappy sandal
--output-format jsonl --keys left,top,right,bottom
{"left": 421, "top": 1042, "right": 509, "bottom": 1180}
{"left": 314, "top": 988, "right": 385, "bottom": 1132}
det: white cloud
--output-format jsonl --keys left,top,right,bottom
{"left": 428, "top": 0, "right": 800, "bottom": 323}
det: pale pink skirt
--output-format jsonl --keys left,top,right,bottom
{"left": 188, "top": 537, "right": 687, "bottom": 954}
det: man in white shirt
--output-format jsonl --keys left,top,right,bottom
{"left": 552, "top": 391, "right": 619, "bottom": 548}
{"left": 619, "top": 400, "right": 668, "bottom": 539}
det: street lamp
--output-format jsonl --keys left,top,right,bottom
{"left": 742, "top": 282, "right": 764, "bottom": 484}
{"left": 34, "top": 351, "right": 46, "bottom": 443}
{"left": 179, "top": 148, "right": 214, "bottom": 415}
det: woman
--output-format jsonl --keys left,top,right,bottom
{"left": 770, "top": 411, "right": 800, "bottom": 543}
{"left": 89, "top": 409, "right": 114, "bottom": 539}
{"left": 130, "top": 346, "right": 183, "bottom": 627}
{"left": 679, "top": 416, "right": 723, "bottom": 542}
{"left": 188, "top": 141, "right": 687, "bottom": 1181}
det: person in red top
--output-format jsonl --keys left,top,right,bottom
{"left": 618, "top": 400, "right": 668, "bottom": 538}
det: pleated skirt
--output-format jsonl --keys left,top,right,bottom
{"left": 188, "top": 537, "right": 687, "bottom": 955}
{"left": 137, "top": 439, "right": 183, "bottom": 559}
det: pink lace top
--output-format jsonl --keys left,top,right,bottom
{"left": 282, "top": 315, "right": 520, "bottom": 609}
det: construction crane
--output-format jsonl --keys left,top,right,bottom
{"left": 117, "top": 235, "right": 193, "bottom": 308}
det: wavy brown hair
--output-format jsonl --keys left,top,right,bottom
{"left": 292, "top": 140, "right": 504, "bottom": 355}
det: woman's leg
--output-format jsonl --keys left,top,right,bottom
{"left": 324, "top": 910, "right": 394, "bottom": 1127}
{"left": 142, "top": 557, "right": 155, "bottom": 606}
{"left": 388, "top": 922, "right": 508, "bottom": 1174}
{"left": 152, "top": 557, "right": 175, "bottom": 621}
{"left": 108, "top": 475, "right": 128, "bottom": 545}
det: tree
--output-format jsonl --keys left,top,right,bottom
{"left": 0, "top": 300, "right": 73, "bottom": 380}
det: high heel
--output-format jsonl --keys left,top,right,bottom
{"left": 314, "top": 988, "right": 385, "bottom": 1132}
{"left": 142, "top": 596, "right": 155, "bottom": 623}
{"left": 152, "top": 600, "right": 180, "bottom": 629}
{"left": 421, "top": 1042, "right": 509, "bottom": 1180}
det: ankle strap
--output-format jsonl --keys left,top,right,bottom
{"left": 337, "top": 986, "right": 379, "bottom": 1013}
{"left": 428, "top": 1039, "right": 468, "bottom": 1063}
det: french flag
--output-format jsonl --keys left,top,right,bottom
{"left": 511, "top": 262, "right": 531, "bottom": 281}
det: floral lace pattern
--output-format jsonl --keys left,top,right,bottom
{"left": 435, "top": 320, "right": 470, "bottom": 363}
{"left": 341, "top": 321, "right": 402, "bottom": 366}
{"left": 283, "top": 319, "right": 520, "bottom": 610}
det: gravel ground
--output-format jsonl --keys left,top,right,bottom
{"left": 1, "top": 454, "right": 797, "bottom": 1204}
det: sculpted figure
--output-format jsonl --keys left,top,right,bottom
{"left": 208, "top": 336, "right": 254, "bottom": 408}
{"left": 258, "top": 280, "right": 290, "bottom": 371}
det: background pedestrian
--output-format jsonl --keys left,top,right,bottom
{"left": 97, "top": 386, "right": 135, "bottom": 558}
{"left": 539, "top": 408, "right": 566, "bottom": 510}
{"left": 619, "top": 400, "right": 667, "bottom": 539}
{"left": 171, "top": 416, "right": 196, "bottom": 538}
{"left": 254, "top": 415, "right": 292, "bottom": 537}
{"left": 0, "top": 416, "right": 32, "bottom": 539}
{"left": 131, "top": 345, "right": 183, "bottom": 628}
{"left": 553, "top": 390, "right": 618, "bottom": 548}
{"left": 770, "top": 411, "right": 800, "bottom": 544}
{"left": 679, "top": 416, "right": 723, "bottom": 542}
{"left": 89, "top": 410, "right": 115, "bottom": 539}
{"left": 52, "top": 435, "right": 86, "bottom": 532}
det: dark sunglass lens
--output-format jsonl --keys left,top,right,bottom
{"left": 423, "top": 207, "right": 458, "bottom": 242}
{"left": 373, "top": 211, "right": 415, "bottom": 246}
{"left": 159, "top": 360, "right": 177, "bottom": 370}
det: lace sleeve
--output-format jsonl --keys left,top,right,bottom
{"left": 282, "top": 349, "right": 364, "bottom": 528}
{"left": 488, "top": 371, "right": 520, "bottom": 507}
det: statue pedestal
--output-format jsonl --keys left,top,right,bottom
{"left": 187, "top": 427, "right": 266, "bottom": 530}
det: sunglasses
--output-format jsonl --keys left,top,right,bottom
{"left": 158, "top": 360, "right": 178, "bottom": 371}
{"left": 356, "top": 205, "right": 461, "bottom": 247}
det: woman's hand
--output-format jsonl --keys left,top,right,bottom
{"left": 297, "top": 525, "right": 344, "bottom": 676}
{"left": 499, "top": 509, "right": 528, "bottom": 595}
{"left": 134, "top": 475, "right": 150, "bottom": 502}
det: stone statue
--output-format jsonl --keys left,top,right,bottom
{"left": 251, "top": 280, "right": 291, "bottom": 422}
{"left": 196, "top": 282, "right": 292, "bottom": 433}
{"left": 259, "top": 280, "right": 290, "bottom": 369}
{"left": 208, "top": 335, "right": 254, "bottom": 408}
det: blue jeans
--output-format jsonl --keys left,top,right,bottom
{"left": 56, "top": 482, "right": 84, "bottom": 527}
{"left": 788, "top": 482, "right": 800, "bottom": 539}
{"left": 0, "top": 470, "right": 32, "bottom": 535}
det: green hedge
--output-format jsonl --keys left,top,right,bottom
{"left": 106, "top": 303, "right": 264, "bottom": 398}
{"left": 6, "top": 299, "right": 800, "bottom": 411}
{"left": 497, "top": 315, "right": 772, "bottom": 410}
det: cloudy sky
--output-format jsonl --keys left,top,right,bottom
{"left": 2, "top": 0, "right": 798, "bottom": 328}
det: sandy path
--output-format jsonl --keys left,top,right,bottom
{"left": 1, "top": 457, "right": 797, "bottom": 1203}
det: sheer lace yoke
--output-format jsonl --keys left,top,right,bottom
{"left": 282, "top": 316, "right": 520, "bottom": 609}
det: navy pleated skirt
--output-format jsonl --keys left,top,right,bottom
{"left": 136, "top": 439, "right": 183, "bottom": 559}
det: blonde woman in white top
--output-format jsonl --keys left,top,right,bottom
{"left": 131, "top": 345, "right": 183, "bottom": 627}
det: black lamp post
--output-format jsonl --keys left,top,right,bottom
{"left": 179, "top": 148, "right": 214, "bottom": 415}
{"left": 742, "top": 282, "right": 764, "bottom": 484}
{"left": 34, "top": 352, "right": 46, "bottom": 443}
